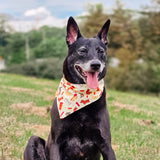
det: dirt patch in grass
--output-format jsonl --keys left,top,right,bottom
{"left": 44, "top": 88, "right": 55, "bottom": 93}
{"left": 11, "top": 87, "right": 34, "bottom": 93}
{"left": 113, "top": 101, "right": 157, "bottom": 116}
{"left": 34, "top": 81, "right": 55, "bottom": 86}
{"left": 31, "top": 124, "right": 50, "bottom": 135}
{"left": 10, "top": 102, "right": 48, "bottom": 117}
{"left": 113, "top": 101, "right": 139, "bottom": 112}
{"left": 19, "top": 122, "right": 50, "bottom": 138}
{"left": 133, "top": 118, "right": 155, "bottom": 126}
{"left": 0, "top": 137, "right": 15, "bottom": 160}
{"left": 30, "top": 124, "right": 50, "bottom": 137}
{"left": 0, "top": 114, "right": 49, "bottom": 160}
{"left": 9, "top": 86, "right": 50, "bottom": 97}
{"left": 0, "top": 116, "right": 20, "bottom": 160}
{"left": 112, "top": 144, "right": 120, "bottom": 151}
{"left": 45, "top": 95, "right": 55, "bottom": 102}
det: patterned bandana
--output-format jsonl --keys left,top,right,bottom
{"left": 56, "top": 76, "right": 104, "bottom": 119}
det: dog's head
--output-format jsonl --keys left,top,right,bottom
{"left": 63, "top": 17, "right": 110, "bottom": 89}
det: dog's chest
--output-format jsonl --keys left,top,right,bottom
{"left": 58, "top": 113, "right": 101, "bottom": 159}
{"left": 61, "top": 111, "right": 100, "bottom": 136}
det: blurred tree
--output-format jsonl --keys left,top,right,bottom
{"left": 34, "top": 37, "right": 67, "bottom": 58}
{"left": 80, "top": 1, "right": 142, "bottom": 59}
{"left": 6, "top": 33, "right": 26, "bottom": 64}
{"left": 39, "top": 26, "right": 65, "bottom": 39}
{"left": 28, "top": 30, "right": 42, "bottom": 48}
{"left": 0, "top": 14, "right": 12, "bottom": 60}
{"left": 0, "top": 14, "right": 11, "bottom": 47}
{"left": 139, "top": 0, "right": 160, "bottom": 94}
{"left": 110, "top": 0, "right": 143, "bottom": 57}
{"left": 138, "top": 0, "right": 160, "bottom": 49}
{"left": 80, "top": 3, "right": 109, "bottom": 38}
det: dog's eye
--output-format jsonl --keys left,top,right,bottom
{"left": 97, "top": 47, "right": 106, "bottom": 59}
{"left": 78, "top": 47, "right": 88, "bottom": 55}
{"left": 98, "top": 48, "right": 105, "bottom": 54}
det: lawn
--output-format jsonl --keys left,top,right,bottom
{"left": 0, "top": 73, "right": 160, "bottom": 160}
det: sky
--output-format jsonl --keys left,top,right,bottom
{"left": 0, "top": 0, "right": 151, "bottom": 32}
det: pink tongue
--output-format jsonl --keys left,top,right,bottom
{"left": 85, "top": 72, "right": 99, "bottom": 89}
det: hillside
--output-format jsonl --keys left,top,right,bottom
{"left": 0, "top": 73, "right": 160, "bottom": 160}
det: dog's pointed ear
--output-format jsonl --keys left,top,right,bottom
{"left": 66, "top": 17, "right": 82, "bottom": 45}
{"left": 97, "top": 19, "right": 110, "bottom": 45}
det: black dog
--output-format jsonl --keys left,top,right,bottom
{"left": 24, "top": 17, "right": 116, "bottom": 160}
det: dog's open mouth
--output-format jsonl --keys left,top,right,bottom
{"left": 75, "top": 65, "right": 99, "bottom": 89}
{"left": 75, "top": 65, "right": 87, "bottom": 78}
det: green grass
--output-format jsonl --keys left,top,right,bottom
{"left": 0, "top": 73, "right": 160, "bottom": 160}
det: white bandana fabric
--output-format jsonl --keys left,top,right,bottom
{"left": 56, "top": 77, "right": 104, "bottom": 119}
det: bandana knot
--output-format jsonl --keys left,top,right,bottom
{"left": 56, "top": 77, "right": 104, "bottom": 119}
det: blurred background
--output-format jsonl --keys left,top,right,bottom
{"left": 0, "top": 0, "right": 160, "bottom": 95}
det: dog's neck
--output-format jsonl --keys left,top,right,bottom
{"left": 56, "top": 76, "right": 104, "bottom": 119}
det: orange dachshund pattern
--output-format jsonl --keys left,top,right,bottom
{"left": 56, "top": 77, "right": 104, "bottom": 119}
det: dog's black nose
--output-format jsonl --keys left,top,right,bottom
{"left": 90, "top": 61, "right": 101, "bottom": 71}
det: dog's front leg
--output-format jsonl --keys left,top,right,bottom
{"left": 49, "top": 143, "right": 61, "bottom": 160}
{"left": 97, "top": 109, "right": 116, "bottom": 160}
{"left": 98, "top": 142, "right": 116, "bottom": 160}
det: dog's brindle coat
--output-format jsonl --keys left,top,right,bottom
{"left": 24, "top": 17, "right": 116, "bottom": 160}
